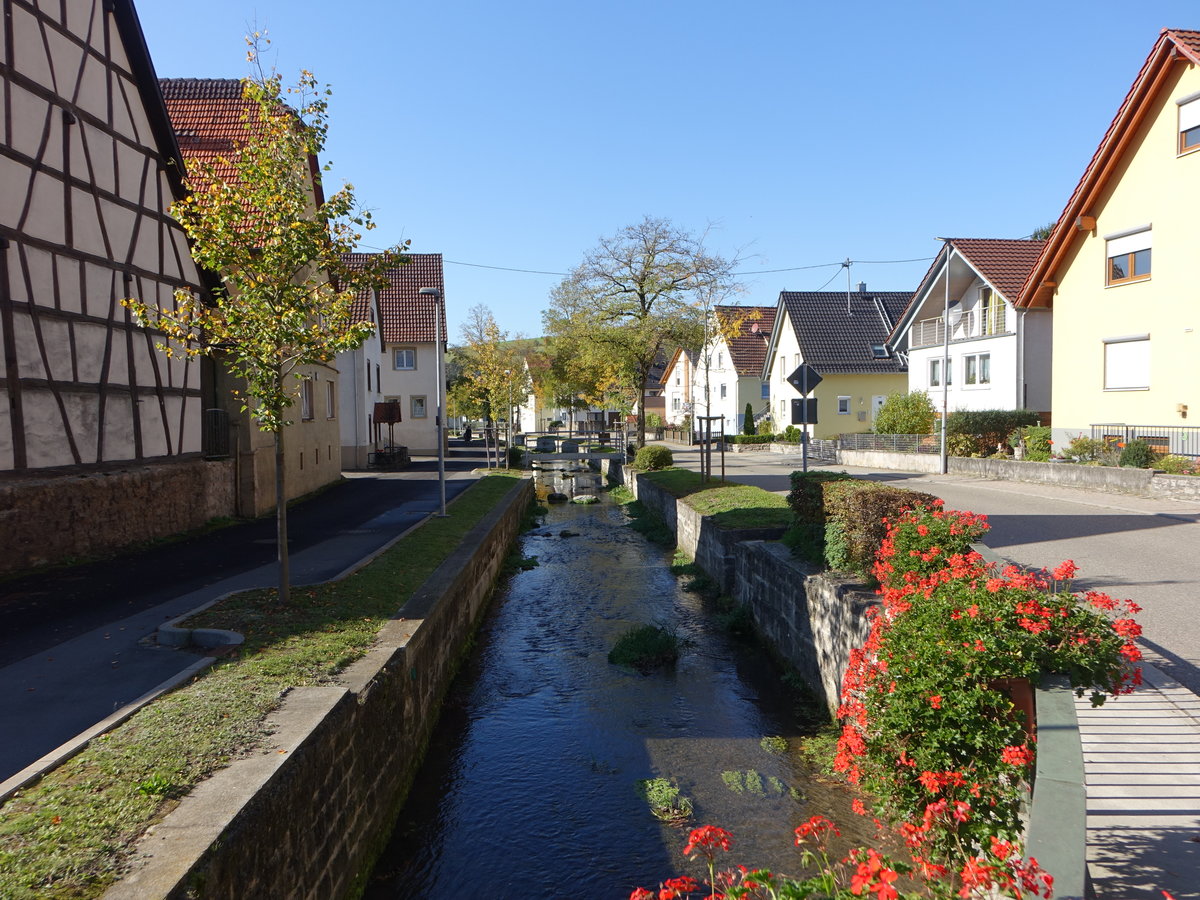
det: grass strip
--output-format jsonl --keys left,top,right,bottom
{"left": 0, "top": 473, "right": 523, "bottom": 900}
{"left": 638, "top": 468, "right": 791, "bottom": 529}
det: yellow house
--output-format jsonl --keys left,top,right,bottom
{"left": 762, "top": 287, "right": 911, "bottom": 440}
{"left": 1018, "top": 28, "right": 1200, "bottom": 456}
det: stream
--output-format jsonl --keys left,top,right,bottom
{"left": 364, "top": 464, "right": 870, "bottom": 898}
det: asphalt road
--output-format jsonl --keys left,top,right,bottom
{"left": 671, "top": 446, "right": 1200, "bottom": 694}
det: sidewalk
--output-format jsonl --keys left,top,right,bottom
{"left": 0, "top": 444, "right": 488, "bottom": 796}
{"left": 664, "top": 444, "right": 1200, "bottom": 899}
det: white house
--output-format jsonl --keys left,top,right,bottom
{"left": 688, "top": 306, "right": 776, "bottom": 434}
{"left": 660, "top": 348, "right": 699, "bottom": 426}
{"left": 338, "top": 253, "right": 446, "bottom": 461}
{"left": 889, "top": 238, "right": 1051, "bottom": 418}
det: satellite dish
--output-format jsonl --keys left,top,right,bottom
{"left": 947, "top": 306, "right": 964, "bottom": 328}
{"left": 750, "top": 323, "right": 759, "bottom": 334}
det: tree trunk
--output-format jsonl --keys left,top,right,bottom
{"left": 274, "top": 428, "right": 290, "bottom": 604}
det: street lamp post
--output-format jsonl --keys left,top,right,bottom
{"left": 419, "top": 287, "right": 447, "bottom": 516}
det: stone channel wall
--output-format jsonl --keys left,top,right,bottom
{"left": 628, "top": 473, "right": 788, "bottom": 594}
{"left": 0, "top": 457, "right": 236, "bottom": 575}
{"left": 106, "top": 478, "right": 534, "bottom": 900}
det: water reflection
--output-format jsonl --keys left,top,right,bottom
{"left": 365, "top": 465, "right": 867, "bottom": 899}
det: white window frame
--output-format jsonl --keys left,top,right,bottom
{"left": 837, "top": 395, "right": 851, "bottom": 415}
{"left": 394, "top": 347, "right": 416, "bottom": 370}
{"left": 963, "top": 353, "right": 991, "bottom": 387}
{"left": 411, "top": 395, "right": 428, "bottom": 418}
{"left": 325, "top": 379, "right": 336, "bottom": 419}
{"left": 1103, "top": 335, "right": 1150, "bottom": 391}
{"left": 929, "top": 357, "right": 952, "bottom": 387}
{"left": 719, "top": 383, "right": 727, "bottom": 399}
{"left": 300, "top": 376, "right": 314, "bottom": 421}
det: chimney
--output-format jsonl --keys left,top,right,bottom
{"left": 857, "top": 281, "right": 867, "bottom": 293}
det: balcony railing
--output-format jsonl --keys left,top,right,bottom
{"left": 910, "top": 305, "right": 1008, "bottom": 348}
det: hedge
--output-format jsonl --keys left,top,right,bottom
{"left": 822, "top": 480, "right": 940, "bottom": 580}
{"left": 945, "top": 409, "right": 1040, "bottom": 456}
{"left": 782, "top": 470, "right": 857, "bottom": 563}
{"left": 724, "top": 434, "right": 774, "bottom": 445}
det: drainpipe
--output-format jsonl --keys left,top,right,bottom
{"left": 1015, "top": 306, "right": 1025, "bottom": 414}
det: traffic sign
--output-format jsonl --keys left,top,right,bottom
{"left": 790, "top": 398, "right": 818, "bottom": 425}
{"left": 786, "top": 363, "right": 823, "bottom": 395}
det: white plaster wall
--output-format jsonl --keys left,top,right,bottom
{"left": 378, "top": 342, "right": 441, "bottom": 453}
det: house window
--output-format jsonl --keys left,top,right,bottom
{"left": 375, "top": 363, "right": 380, "bottom": 390}
{"left": 719, "top": 383, "right": 727, "bottom": 399}
{"left": 1105, "top": 227, "right": 1152, "bottom": 285}
{"left": 1103, "top": 335, "right": 1150, "bottom": 390}
{"left": 326, "top": 380, "right": 336, "bottom": 419}
{"left": 394, "top": 348, "right": 416, "bottom": 370}
{"left": 837, "top": 396, "right": 851, "bottom": 415}
{"left": 760, "top": 382, "right": 770, "bottom": 400}
{"left": 980, "top": 287, "right": 1006, "bottom": 335}
{"left": 870, "top": 345, "right": 888, "bottom": 359}
{"left": 964, "top": 353, "right": 991, "bottom": 386}
{"left": 300, "top": 377, "right": 314, "bottom": 421}
{"left": 718, "top": 352, "right": 723, "bottom": 368}
{"left": 366, "top": 360, "right": 371, "bottom": 392}
{"left": 1179, "top": 93, "right": 1200, "bottom": 153}
{"left": 929, "top": 357, "right": 952, "bottom": 387}
{"left": 411, "top": 395, "right": 428, "bottom": 418}
{"left": 672, "top": 396, "right": 681, "bottom": 411}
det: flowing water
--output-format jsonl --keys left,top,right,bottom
{"left": 364, "top": 465, "right": 870, "bottom": 899}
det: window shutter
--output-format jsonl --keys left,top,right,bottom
{"left": 1180, "top": 97, "right": 1200, "bottom": 132}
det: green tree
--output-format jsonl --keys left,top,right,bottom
{"left": 125, "top": 48, "right": 403, "bottom": 603}
{"left": 453, "top": 305, "right": 530, "bottom": 467}
{"left": 545, "top": 217, "right": 739, "bottom": 448}
{"left": 743, "top": 402, "right": 756, "bottom": 435}
{"left": 873, "top": 390, "right": 936, "bottom": 435}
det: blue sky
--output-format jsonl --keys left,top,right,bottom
{"left": 138, "top": 1, "right": 1197, "bottom": 342}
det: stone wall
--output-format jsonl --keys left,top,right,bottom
{"left": 105, "top": 478, "right": 534, "bottom": 900}
{"left": 733, "top": 541, "right": 876, "bottom": 714}
{"left": 629, "top": 472, "right": 785, "bottom": 593}
{"left": 0, "top": 457, "right": 236, "bottom": 575}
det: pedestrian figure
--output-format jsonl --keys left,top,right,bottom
{"left": 463, "top": 425, "right": 472, "bottom": 445}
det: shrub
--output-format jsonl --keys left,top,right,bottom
{"left": 635, "top": 777, "right": 692, "bottom": 823}
{"left": 783, "top": 470, "right": 856, "bottom": 564}
{"left": 1008, "top": 424, "right": 1052, "bottom": 461}
{"left": 873, "top": 390, "right": 936, "bottom": 435}
{"left": 507, "top": 446, "right": 524, "bottom": 467}
{"left": 1119, "top": 439, "right": 1158, "bottom": 468}
{"left": 645, "top": 412, "right": 663, "bottom": 429}
{"left": 742, "top": 402, "right": 756, "bottom": 435}
{"left": 608, "top": 624, "right": 681, "bottom": 672}
{"left": 821, "top": 481, "right": 939, "bottom": 578}
{"left": 1157, "top": 454, "right": 1199, "bottom": 475}
{"left": 778, "top": 424, "right": 803, "bottom": 444}
{"left": 945, "top": 409, "right": 1039, "bottom": 456}
{"left": 945, "top": 433, "right": 978, "bottom": 457}
{"left": 633, "top": 445, "right": 673, "bottom": 470}
{"left": 1062, "top": 433, "right": 1106, "bottom": 462}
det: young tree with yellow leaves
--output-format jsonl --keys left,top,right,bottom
{"left": 125, "top": 43, "right": 404, "bottom": 603}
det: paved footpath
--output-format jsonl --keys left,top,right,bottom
{"left": 0, "top": 446, "right": 488, "bottom": 797}
{"left": 667, "top": 445, "right": 1200, "bottom": 899}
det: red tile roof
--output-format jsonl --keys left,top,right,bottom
{"left": 342, "top": 253, "right": 446, "bottom": 344}
{"left": 716, "top": 305, "right": 776, "bottom": 377}
{"left": 945, "top": 238, "right": 1045, "bottom": 304}
{"left": 1018, "top": 29, "right": 1200, "bottom": 307}
{"left": 160, "top": 78, "right": 257, "bottom": 183}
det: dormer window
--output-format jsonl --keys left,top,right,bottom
{"left": 870, "top": 344, "right": 888, "bottom": 359}
{"left": 1105, "top": 226, "right": 1152, "bottom": 285}
{"left": 1178, "top": 92, "right": 1200, "bottom": 154}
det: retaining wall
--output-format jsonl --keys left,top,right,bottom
{"left": 837, "top": 448, "right": 1198, "bottom": 500}
{"left": 629, "top": 473, "right": 787, "bottom": 594}
{"left": 106, "top": 478, "right": 534, "bottom": 900}
{"left": 0, "top": 457, "right": 236, "bottom": 575}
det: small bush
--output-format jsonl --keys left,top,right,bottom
{"left": 1120, "top": 439, "right": 1158, "bottom": 469}
{"left": 507, "top": 446, "right": 525, "bottom": 467}
{"left": 725, "top": 433, "right": 773, "bottom": 444}
{"left": 645, "top": 412, "right": 663, "bottom": 429}
{"left": 1156, "top": 454, "right": 1199, "bottom": 475}
{"left": 946, "top": 409, "right": 1039, "bottom": 455}
{"left": 945, "top": 433, "right": 978, "bottom": 457}
{"left": 609, "top": 624, "right": 681, "bottom": 672}
{"left": 633, "top": 445, "right": 673, "bottom": 470}
{"left": 784, "top": 470, "right": 856, "bottom": 563}
{"left": 822, "top": 481, "right": 940, "bottom": 579}
{"left": 1008, "top": 424, "right": 1052, "bottom": 461}
{"left": 778, "top": 425, "right": 803, "bottom": 444}
{"left": 873, "top": 390, "right": 936, "bottom": 435}
{"left": 1062, "top": 434, "right": 1106, "bottom": 462}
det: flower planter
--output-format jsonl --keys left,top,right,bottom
{"left": 990, "top": 676, "right": 1036, "bottom": 743}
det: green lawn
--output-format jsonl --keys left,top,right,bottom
{"left": 0, "top": 473, "right": 523, "bottom": 900}
{"left": 638, "top": 468, "right": 792, "bottom": 530}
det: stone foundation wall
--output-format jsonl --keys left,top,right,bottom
{"left": 732, "top": 541, "right": 876, "bottom": 714}
{"left": 106, "top": 478, "right": 534, "bottom": 900}
{"left": 0, "top": 457, "right": 236, "bottom": 575}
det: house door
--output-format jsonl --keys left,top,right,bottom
{"left": 871, "top": 395, "right": 887, "bottom": 420}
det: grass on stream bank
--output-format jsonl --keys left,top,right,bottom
{"left": 633, "top": 468, "right": 792, "bottom": 530}
{"left": 0, "top": 473, "right": 524, "bottom": 900}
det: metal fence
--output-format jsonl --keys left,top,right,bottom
{"left": 1089, "top": 424, "right": 1200, "bottom": 458}
{"left": 837, "top": 433, "right": 940, "bottom": 455}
